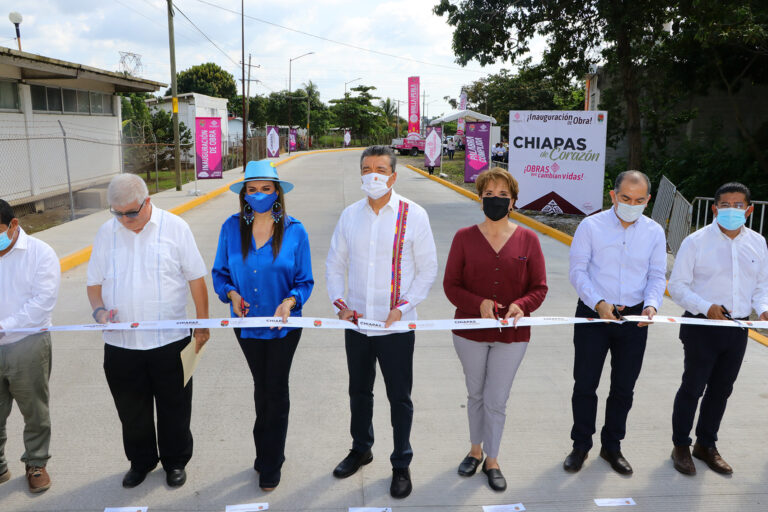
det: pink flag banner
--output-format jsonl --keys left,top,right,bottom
{"left": 456, "top": 91, "right": 468, "bottom": 137}
{"left": 289, "top": 129, "right": 297, "bottom": 151}
{"left": 195, "top": 117, "right": 222, "bottom": 179}
{"left": 424, "top": 126, "right": 442, "bottom": 167}
{"left": 408, "top": 76, "right": 420, "bottom": 134}
{"left": 464, "top": 121, "right": 490, "bottom": 183}
{"left": 343, "top": 129, "right": 351, "bottom": 147}
{"left": 266, "top": 125, "right": 280, "bottom": 158}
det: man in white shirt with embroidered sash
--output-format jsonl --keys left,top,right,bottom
{"left": 564, "top": 170, "right": 667, "bottom": 475}
{"left": 86, "top": 174, "right": 210, "bottom": 489}
{"left": 0, "top": 199, "right": 60, "bottom": 494}
{"left": 668, "top": 182, "right": 768, "bottom": 476}
{"left": 326, "top": 145, "right": 438, "bottom": 499}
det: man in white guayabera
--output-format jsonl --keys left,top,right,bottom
{"left": 86, "top": 174, "right": 210, "bottom": 490}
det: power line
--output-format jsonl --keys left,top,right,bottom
{"left": 173, "top": 3, "right": 239, "bottom": 67}
{"left": 193, "top": 0, "right": 487, "bottom": 74}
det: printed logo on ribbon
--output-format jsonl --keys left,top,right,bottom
{"left": 314, "top": 320, "right": 322, "bottom": 327}
{"left": 131, "top": 323, "right": 139, "bottom": 328}
{"left": 221, "top": 320, "right": 229, "bottom": 327}
{"left": 408, "top": 323, "right": 417, "bottom": 329}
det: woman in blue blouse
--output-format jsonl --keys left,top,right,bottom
{"left": 212, "top": 160, "right": 313, "bottom": 491}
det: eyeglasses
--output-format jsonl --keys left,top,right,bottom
{"left": 110, "top": 199, "right": 147, "bottom": 218}
{"left": 716, "top": 202, "right": 748, "bottom": 209}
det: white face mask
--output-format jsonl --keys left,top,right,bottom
{"left": 615, "top": 201, "right": 646, "bottom": 223}
{"left": 361, "top": 173, "right": 392, "bottom": 200}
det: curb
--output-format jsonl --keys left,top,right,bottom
{"left": 58, "top": 147, "right": 362, "bottom": 273}
{"left": 403, "top": 164, "right": 768, "bottom": 348}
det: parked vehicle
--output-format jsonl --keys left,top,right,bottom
{"left": 391, "top": 133, "right": 425, "bottom": 156}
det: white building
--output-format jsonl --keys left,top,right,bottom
{"left": 228, "top": 116, "right": 253, "bottom": 148}
{"left": 145, "top": 92, "right": 229, "bottom": 160}
{"left": 0, "top": 46, "right": 164, "bottom": 208}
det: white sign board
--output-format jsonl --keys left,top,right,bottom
{"left": 508, "top": 110, "right": 607, "bottom": 215}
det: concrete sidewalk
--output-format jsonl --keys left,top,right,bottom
{"left": 2, "top": 150, "right": 768, "bottom": 512}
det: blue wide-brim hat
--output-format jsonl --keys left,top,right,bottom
{"left": 229, "top": 160, "right": 295, "bottom": 194}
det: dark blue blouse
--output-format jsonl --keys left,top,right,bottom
{"left": 212, "top": 214, "right": 314, "bottom": 339}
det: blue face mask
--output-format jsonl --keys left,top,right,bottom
{"left": 716, "top": 207, "right": 747, "bottom": 231}
{"left": 244, "top": 191, "right": 278, "bottom": 213}
{"left": 0, "top": 228, "right": 13, "bottom": 251}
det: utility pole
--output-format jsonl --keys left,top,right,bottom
{"left": 244, "top": 53, "right": 252, "bottom": 131}
{"left": 241, "top": 0, "right": 246, "bottom": 164}
{"left": 421, "top": 91, "right": 427, "bottom": 136}
{"left": 166, "top": 0, "right": 182, "bottom": 191}
{"left": 394, "top": 99, "right": 404, "bottom": 138}
{"left": 307, "top": 93, "right": 311, "bottom": 148}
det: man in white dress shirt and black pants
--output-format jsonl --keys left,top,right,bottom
{"left": 668, "top": 182, "right": 768, "bottom": 476}
{"left": 326, "top": 146, "right": 438, "bottom": 499}
{"left": 0, "top": 199, "right": 60, "bottom": 494}
{"left": 564, "top": 170, "right": 667, "bottom": 475}
{"left": 86, "top": 174, "right": 210, "bottom": 489}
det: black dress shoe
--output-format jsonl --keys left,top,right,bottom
{"left": 333, "top": 449, "right": 373, "bottom": 478}
{"left": 259, "top": 469, "right": 281, "bottom": 491}
{"left": 166, "top": 468, "right": 187, "bottom": 487}
{"left": 482, "top": 462, "right": 507, "bottom": 491}
{"left": 458, "top": 455, "right": 483, "bottom": 476}
{"left": 600, "top": 447, "right": 633, "bottom": 475}
{"left": 563, "top": 448, "right": 588, "bottom": 473}
{"left": 390, "top": 467, "right": 412, "bottom": 499}
{"left": 122, "top": 465, "right": 155, "bottom": 488}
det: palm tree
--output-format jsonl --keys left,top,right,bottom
{"left": 379, "top": 98, "right": 397, "bottom": 136}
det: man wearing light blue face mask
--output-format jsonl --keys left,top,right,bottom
{"left": 668, "top": 182, "right": 768, "bottom": 476}
{"left": 0, "top": 199, "right": 60, "bottom": 494}
{"left": 565, "top": 170, "right": 667, "bottom": 476}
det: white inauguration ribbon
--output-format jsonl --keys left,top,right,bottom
{"left": 1, "top": 315, "right": 765, "bottom": 335}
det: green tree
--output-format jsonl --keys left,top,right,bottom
{"left": 329, "top": 85, "right": 389, "bottom": 142}
{"left": 434, "top": 0, "right": 673, "bottom": 169}
{"left": 167, "top": 62, "right": 238, "bottom": 104}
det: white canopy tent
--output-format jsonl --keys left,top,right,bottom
{"left": 428, "top": 109, "right": 498, "bottom": 176}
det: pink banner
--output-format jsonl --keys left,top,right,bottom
{"left": 266, "top": 125, "right": 279, "bottom": 158}
{"left": 343, "top": 129, "right": 351, "bottom": 147}
{"left": 424, "top": 126, "right": 442, "bottom": 167}
{"left": 456, "top": 91, "right": 467, "bottom": 136}
{"left": 195, "top": 117, "right": 222, "bottom": 179}
{"left": 408, "top": 76, "right": 420, "bottom": 134}
{"left": 464, "top": 121, "right": 490, "bottom": 183}
{"left": 289, "top": 129, "right": 297, "bottom": 151}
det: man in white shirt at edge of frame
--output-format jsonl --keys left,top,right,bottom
{"left": 86, "top": 174, "right": 209, "bottom": 490}
{"left": 326, "top": 145, "right": 438, "bottom": 500}
{"left": 0, "top": 199, "right": 61, "bottom": 494}
{"left": 564, "top": 170, "right": 666, "bottom": 477}
{"left": 668, "top": 181, "right": 768, "bottom": 477}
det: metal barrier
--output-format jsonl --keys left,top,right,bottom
{"left": 651, "top": 176, "right": 676, "bottom": 229}
{"left": 667, "top": 192, "right": 693, "bottom": 255}
{"left": 692, "top": 197, "right": 767, "bottom": 237}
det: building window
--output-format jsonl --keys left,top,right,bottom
{"left": 31, "top": 84, "right": 47, "bottom": 110}
{"left": 29, "top": 84, "right": 115, "bottom": 116}
{"left": 89, "top": 92, "right": 103, "bottom": 114}
{"left": 63, "top": 89, "right": 77, "bottom": 112}
{"left": 46, "top": 87, "right": 62, "bottom": 112}
{"left": 0, "top": 80, "right": 20, "bottom": 110}
{"left": 77, "top": 90, "right": 90, "bottom": 113}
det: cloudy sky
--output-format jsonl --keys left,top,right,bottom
{"left": 2, "top": 0, "right": 539, "bottom": 118}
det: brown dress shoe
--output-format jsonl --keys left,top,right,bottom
{"left": 0, "top": 469, "right": 10, "bottom": 484}
{"left": 26, "top": 465, "right": 51, "bottom": 493}
{"left": 692, "top": 443, "right": 732, "bottom": 474}
{"left": 671, "top": 446, "right": 696, "bottom": 475}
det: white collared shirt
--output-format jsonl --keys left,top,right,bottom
{"left": 569, "top": 207, "right": 667, "bottom": 310}
{"left": 86, "top": 204, "right": 207, "bottom": 350}
{"left": 326, "top": 190, "right": 438, "bottom": 335}
{"left": 0, "top": 228, "right": 60, "bottom": 345}
{"left": 668, "top": 221, "right": 768, "bottom": 318}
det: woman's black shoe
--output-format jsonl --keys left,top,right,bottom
{"left": 458, "top": 455, "right": 483, "bottom": 476}
{"left": 482, "top": 462, "right": 507, "bottom": 491}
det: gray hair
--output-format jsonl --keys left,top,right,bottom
{"left": 108, "top": 173, "right": 149, "bottom": 207}
{"left": 614, "top": 170, "right": 651, "bottom": 196}
{"left": 360, "top": 145, "right": 397, "bottom": 174}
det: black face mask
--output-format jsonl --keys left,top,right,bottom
{"left": 482, "top": 196, "right": 511, "bottom": 221}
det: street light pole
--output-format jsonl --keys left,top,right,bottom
{"left": 288, "top": 51, "right": 314, "bottom": 155}
{"left": 8, "top": 12, "right": 22, "bottom": 51}
{"left": 166, "top": 0, "right": 182, "bottom": 191}
{"left": 344, "top": 77, "right": 362, "bottom": 141}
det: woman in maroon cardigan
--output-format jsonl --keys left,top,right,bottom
{"left": 443, "top": 167, "right": 548, "bottom": 491}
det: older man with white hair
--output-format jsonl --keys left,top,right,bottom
{"left": 86, "top": 174, "right": 209, "bottom": 489}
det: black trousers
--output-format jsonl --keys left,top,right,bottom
{"left": 345, "top": 329, "right": 415, "bottom": 468}
{"left": 236, "top": 328, "right": 301, "bottom": 482}
{"left": 672, "top": 313, "right": 748, "bottom": 447}
{"left": 103, "top": 336, "right": 193, "bottom": 472}
{"left": 571, "top": 301, "right": 648, "bottom": 452}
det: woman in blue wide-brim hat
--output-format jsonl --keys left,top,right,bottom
{"left": 211, "top": 159, "right": 314, "bottom": 491}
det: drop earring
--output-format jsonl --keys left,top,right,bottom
{"left": 242, "top": 204, "right": 254, "bottom": 225}
{"left": 271, "top": 201, "right": 283, "bottom": 223}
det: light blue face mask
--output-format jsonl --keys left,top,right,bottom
{"left": 716, "top": 208, "right": 747, "bottom": 231}
{"left": 0, "top": 228, "right": 13, "bottom": 251}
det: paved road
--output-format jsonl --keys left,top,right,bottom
{"left": 3, "top": 150, "right": 768, "bottom": 512}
